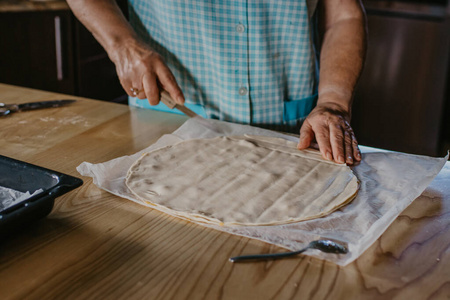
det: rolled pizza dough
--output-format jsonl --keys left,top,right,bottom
{"left": 126, "top": 135, "right": 359, "bottom": 226}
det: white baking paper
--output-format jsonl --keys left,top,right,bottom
{"left": 77, "top": 117, "right": 448, "bottom": 266}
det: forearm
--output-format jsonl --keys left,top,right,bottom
{"left": 66, "top": 0, "right": 138, "bottom": 61}
{"left": 68, "top": 0, "right": 184, "bottom": 104}
{"left": 317, "top": 0, "right": 367, "bottom": 117}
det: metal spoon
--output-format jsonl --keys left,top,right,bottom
{"left": 229, "top": 239, "right": 348, "bottom": 263}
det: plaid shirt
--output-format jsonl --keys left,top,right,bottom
{"left": 128, "top": 0, "right": 318, "bottom": 126}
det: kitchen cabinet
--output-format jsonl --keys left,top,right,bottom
{"left": 0, "top": 10, "right": 76, "bottom": 95}
{"left": 352, "top": 1, "right": 450, "bottom": 156}
{"left": 0, "top": 2, "right": 125, "bottom": 102}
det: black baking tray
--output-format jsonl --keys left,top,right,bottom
{"left": 0, "top": 155, "right": 83, "bottom": 236}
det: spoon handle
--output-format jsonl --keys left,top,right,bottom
{"left": 229, "top": 247, "right": 308, "bottom": 263}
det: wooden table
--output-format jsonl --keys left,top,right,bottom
{"left": 1, "top": 83, "right": 449, "bottom": 300}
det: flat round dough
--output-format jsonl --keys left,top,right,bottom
{"left": 126, "top": 135, "right": 359, "bottom": 226}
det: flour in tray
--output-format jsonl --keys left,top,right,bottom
{"left": 0, "top": 187, "right": 43, "bottom": 212}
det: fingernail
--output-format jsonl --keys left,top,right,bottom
{"left": 326, "top": 152, "right": 333, "bottom": 161}
{"left": 347, "top": 155, "right": 353, "bottom": 164}
{"left": 338, "top": 155, "right": 345, "bottom": 164}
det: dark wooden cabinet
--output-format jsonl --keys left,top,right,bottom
{"left": 0, "top": 8, "right": 125, "bottom": 103}
{"left": 352, "top": 1, "right": 450, "bottom": 156}
{"left": 0, "top": 11, "right": 75, "bottom": 94}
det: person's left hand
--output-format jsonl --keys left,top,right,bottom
{"left": 297, "top": 102, "right": 361, "bottom": 165}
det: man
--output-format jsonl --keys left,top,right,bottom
{"left": 67, "top": 0, "right": 366, "bottom": 164}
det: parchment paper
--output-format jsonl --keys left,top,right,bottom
{"left": 77, "top": 117, "right": 448, "bottom": 266}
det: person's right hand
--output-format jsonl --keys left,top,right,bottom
{"left": 109, "top": 39, "right": 185, "bottom": 105}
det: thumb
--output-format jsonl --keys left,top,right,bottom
{"left": 298, "top": 122, "right": 314, "bottom": 149}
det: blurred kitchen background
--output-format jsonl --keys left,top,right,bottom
{"left": 0, "top": 0, "right": 449, "bottom": 157}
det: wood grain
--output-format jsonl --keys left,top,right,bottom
{"left": 0, "top": 84, "right": 449, "bottom": 300}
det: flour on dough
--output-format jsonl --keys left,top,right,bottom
{"left": 126, "top": 135, "right": 359, "bottom": 226}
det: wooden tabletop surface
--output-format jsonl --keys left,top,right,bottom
{"left": 0, "top": 83, "right": 449, "bottom": 300}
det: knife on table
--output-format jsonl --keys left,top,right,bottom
{"left": 160, "top": 91, "right": 199, "bottom": 118}
{"left": 0, "top": 99, "right": 76, "bottom": 116}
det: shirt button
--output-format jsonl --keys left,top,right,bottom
{"left": 235, "top": 24, "right": 245, "bottom": 33}
{"left": 238, "top": 87, "right": 248, "bottom": 96}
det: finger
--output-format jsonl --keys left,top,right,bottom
{"left": 351, "top": 132, "right": 361, "bottom": 162}
{"left": 343, "top": 121, "right": 361, "bottom": 162}
{"left": 329, "top": 123, "right": 346, "bottom": 164}
{"left": 115, "top": 63, "right": 137, "bottom": 98}
{"left": 313, "top": 124, "right": 333, "bottom": 161}
{"left": 142, "top": 73, "right": 160, "bottom": 105}
{"left": 121, "top": 78, "right": 136, "bottom": 97}
{"left": 128, "top": 85, "right": 146, "bottom": 99}
{"left": 120, "top": 75, "right": 145, "bottom": 99}
{"left": 134, "top": 88, "right": 146, "bottom": 99}
{"left": 155, "top": 63, "right": 185, "bottom": 105}
{"left": 343, "top": 130, "right": 354, "bottom": 165}
{"left": 298, "top": 122, "right": 314, "bottom": 149}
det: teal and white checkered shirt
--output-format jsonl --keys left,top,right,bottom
{"left": 128, "top": 0, "right": 318, "bottom": 127}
